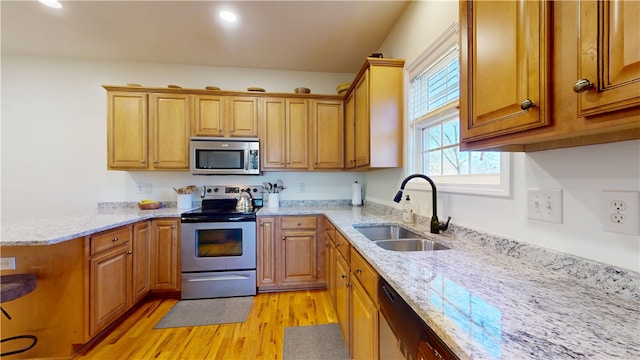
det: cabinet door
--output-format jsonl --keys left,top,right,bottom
{"left": 576, "top": 0, "right": 640, "bottom": 116}
{"left": 107, "top": 92, "right": 148, "bottom": 169}
{"left": 257, "top": 217, "right": 277, "bottom": 288}
{"left": 150, "top": 219, "right": 180, "bottom": 291}
{"left": 90, "top": 247, "right": 130, "bottom": 336}
{"left": 344, "top": 92, "right": 356, "bottom": 169}
{"left": 335, "top": 254, "right": 351, "bottom": 352}
{"left": 354, "top": 71, "right": 370, "bottom": 167}
{"left": 281, "top": 230, "right": 317, "bottom": 284}
{"left": 131, "top": 221, "right": 150, "bottom": 304}
{"left": 149, "top": 93, "right": 191, "bottom": 170}
{"left": 286, "top": 99, "right": 309, "bottom": 169}
{"left": 194, "top": 95, "right": 225, "bottom": 136}
{"left": 261, "top": 98, "right": 287, "bottom": 169}
{"left": 460, "top": 0, "right": 549, "bottom": 142}
{"left": 229, "top": 96, "right": 259, "bottom": 137}
{"left": 350, "top": 278, "right": 378, "bottom": 360}
{"left": 312, "top": 100, "right": 344, "bottom": 169}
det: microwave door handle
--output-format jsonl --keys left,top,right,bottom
{"left": 244, "top": 150, "right": 249, "bottom": 170}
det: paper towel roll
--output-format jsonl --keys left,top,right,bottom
{"left": 352, "top": 181, "right": 362, "bottom": 206}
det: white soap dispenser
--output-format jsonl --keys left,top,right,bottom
{"left": 402, "top": 195, "right": 414, "bottom": 224}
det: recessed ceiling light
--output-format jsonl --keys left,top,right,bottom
{"left": 219, "top": 10, "right": 237, "bottom": 22}
{"left": 39, "top": 0, "right": 62, "bottom": 9}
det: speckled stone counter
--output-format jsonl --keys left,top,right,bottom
{"left": 2, "top": 203, "right": 638, "bottom": 359}
{"left": 0, "top": 206, "right": 187, "bottom": 246}
{"left": 260, "top": 205, "right": 640, "bottom": 360}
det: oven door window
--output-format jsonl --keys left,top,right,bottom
{"left": 196, "top": 229, "right": 243, "bottom": 257}
{"left": 195, "top": 149, "right": 245, "bottom": 170}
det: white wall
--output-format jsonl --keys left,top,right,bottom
{"left": 1, "top": 55, "right": 361, "bottom": 221}
{"left": 367, "top": 1, "right": 640, "bottom": 271}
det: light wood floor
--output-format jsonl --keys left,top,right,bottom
{"left": 75, "top": 290, "right": 338, "bottom": 360}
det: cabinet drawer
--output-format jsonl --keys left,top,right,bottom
{"left": 334, "top": 230, "right": 351, "bottom": 262}
{"left": 351, "top": 248, "right": 378, "bottom": 302}
{"left": 91, "top": 226, "right": 131, "bottom": 255}
{"left": 281, "top": 216, "right": 318, "bottom": 230}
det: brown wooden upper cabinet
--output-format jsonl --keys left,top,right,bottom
{"left": 106, "top": 91, "right": 191, "bottom": 170}
{"left": 193, "top": 95, "right": 258, "bottom": 137}
{"left": 459, "top": 0, "right": 550, "bottom": 142}
{"left": 260, "top": 98, "right": 309, "bottom": 170}
{"left": 344, "top": 58, "right": 404, "bottom": 169}
{"left": 460, "top": 0, "right": 640, "bottom": 152}
{"left": 311, "top": 99, "right": 345, "bottom": 170}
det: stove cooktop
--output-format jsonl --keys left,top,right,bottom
{"left": 180, "top": 185, "right": 263, "bottom": 223}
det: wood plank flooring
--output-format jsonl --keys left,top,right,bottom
{"left": 75, "top": 290, "right": 338, "bottom": 360}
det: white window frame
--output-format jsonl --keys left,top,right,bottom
{"left": 404, "top": 22, "right": 511, "bottom": 197}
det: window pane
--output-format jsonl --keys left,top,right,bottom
{"left": 427, "top": 126, "right": 442, "bottom": 150}
{"left": 428, "top": 150, "right": 442, "bottom": 175}
{"left": 442, "top": 119, "right": 459, "bottom": 146}
{"left": 443, "top": 147, "right": 468, "bottom": 175}
{"left": 470, "top": 152, "right": 500, "bottom": 174}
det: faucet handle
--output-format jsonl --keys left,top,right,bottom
{"left": 439, "top": 216, "right": 451, "bottom": 231}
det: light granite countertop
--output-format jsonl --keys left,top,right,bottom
{"left": 1, "top": 204, "right": 639, "bottom": 359}
{"left": 260, "top": 205, "right": 640, "bottom": 360}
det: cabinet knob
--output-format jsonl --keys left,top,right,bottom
{"left": 346, "top": 282, "right": 351, "bottom": 288}
{"left": 336, "top": 243, "right": 342, "bottom": 248}
{"left": 573, "top": 79, "right": 594, "bottom": 93}
{"left": 341, "top": 274, "right": 347, "bottom": 279}
{"left": 282, "top": 236, "right": 286, "bottom": 240}
{"left": 325, "top": 242, "right": 329, "bottom": 248}
{"left": 355, "top": 268, "right": 362, "bottom": 274}
{"left": 520, "top": 99, "right": 535, "bottom": 111}
{"left": 172, "top": 225, "right": 176, "bottom": 229}
{"left": 140, "top": 160, "right": 145, "bottom": 164}
{"left": 112, "top": 237, "right": 118, "bottom": 242}
{"left": 127, "top": 250, "right": 132, "bottom": 255}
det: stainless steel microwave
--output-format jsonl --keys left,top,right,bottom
{"left": 190, "top": 137, "right": 260, "bottom": 175}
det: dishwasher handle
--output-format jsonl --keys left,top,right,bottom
{"left": 381, "top": 284, "right": 396, "bottom": 303}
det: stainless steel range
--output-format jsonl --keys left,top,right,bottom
{"left": 180, "top": 185, "right": 262, "bottom": 299}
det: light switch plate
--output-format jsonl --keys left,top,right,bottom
{"left": 527, "top": 188, "right": 563, "bottom": 224}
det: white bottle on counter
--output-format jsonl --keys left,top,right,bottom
{"left": 402, "top": 195, "right": 414, "bottom": 224}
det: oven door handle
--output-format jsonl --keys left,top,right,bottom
{"left": 187, "top": 274, "right": 251, "bottom": 282}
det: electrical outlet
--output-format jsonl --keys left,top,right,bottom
{"left": 527, "top": 188, "right": 563, "bottom": 224}
{"left": 602, "top": 190, "right": 640, "bottom": 235}
{"left": 0, "top": 257, "right": 16, "bottom": 270}
{"left": 136, "top": 183, "right": 152, "bottom": 194}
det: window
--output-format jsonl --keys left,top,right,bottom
{"left": 406, "top": 23, "right": 510, "bottom": 197}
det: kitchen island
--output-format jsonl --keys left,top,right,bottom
{"left": 1, "top": 204, "right": 639, "bottom": 359}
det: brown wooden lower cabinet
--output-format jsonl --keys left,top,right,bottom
{"left": 149, "top": 218, "right": 180, "bottom": 292}
{"left": 131, "top": 221, "right": 151, "bottom": 304}
{"left": 325, "top": 218, "right": 380, "bottom": 360}
{"left": 257, "top": 215, "right": 325, "bottom": 292}
{"left": 88, "top": 225, "right": 133, "bottom": 338}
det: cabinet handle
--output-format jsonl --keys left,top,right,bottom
{"left": 355, "top": 268, "right": 362, "bottom": 274}
{"left": 112, "top": 237, "right": 118, "bottom": 242}
{"left": 336, "top": 243, "right": 342, "bottom": 248}
{"left": 341, "top": 274, "right": 347, "bottom": 279}
{"left": 172, "top": 225, "right": 176, "bottom": 229}
{"left": 140, "top": 160, "right": 145, "bottom": 164}
{"left": 297, "top": 222, "right": 302, "bottom": 226}
{"left": 127, "top": 250, "right": 132, "bottom": 255}
{"left": 325, "top": 242, "right": 329, "bottom": 248}
{"left": 520, "top": 99, "right": 535, "bottom": 111}
{"left": 346, "top": 282, "right": 351, "bottom": 288}
{"left": 573, "top": 79, "right": 594, "bottom": 93}
{"left": 282, "top": 236, "right": 286, "bottom": 240}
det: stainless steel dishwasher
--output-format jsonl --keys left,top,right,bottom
{"left": 378, "top": 277, "right": 459, "bottom": 360}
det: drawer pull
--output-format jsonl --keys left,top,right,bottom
{"left": 520, "top": 98, "right": 535, "bottom": 111}
{"left": 112, "top": 237, "right": 118, "bottom": 242}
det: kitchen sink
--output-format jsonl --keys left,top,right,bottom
{"left": 354, "top": 225, "right": 423, "bottom": 241}
{"left": 374, "top": 239, "right": 450, "bottom": 252}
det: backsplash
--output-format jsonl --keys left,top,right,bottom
{"left": 365, "top": 200, "right": 640, "bottom": 302}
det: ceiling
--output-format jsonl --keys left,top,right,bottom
{"left": 1, "top": 1, "right": 410, "bottom": 73}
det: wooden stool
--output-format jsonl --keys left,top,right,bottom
{"left": 1, "top": 274, "right": 38, "bottom": 357}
